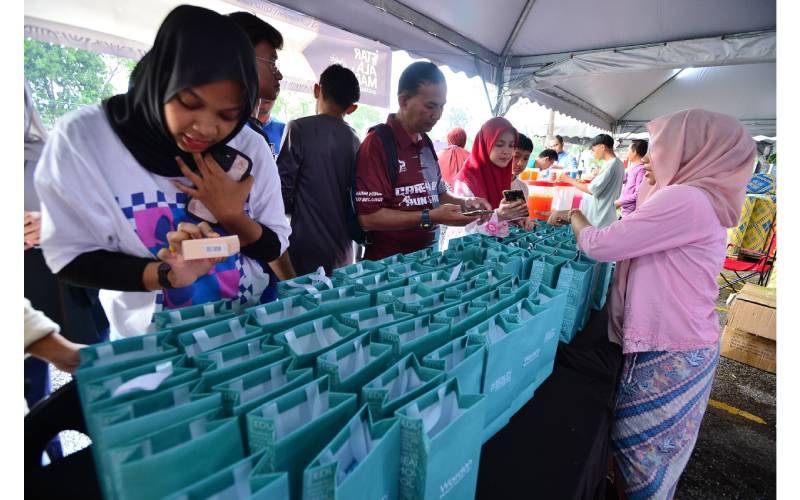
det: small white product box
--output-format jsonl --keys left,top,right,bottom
{"left": 182, "top": 235, "right": 241, "bottom": 260}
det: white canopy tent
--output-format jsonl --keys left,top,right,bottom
{"left": 507, "top": 33, "right": 776, "bottom": 136}
{"left": 25, "top": 0, "right": 776, "bottom": 135}
{"left": 267, "top": 0, "right": 776, "bottom": 136}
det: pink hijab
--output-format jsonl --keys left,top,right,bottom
{"left": 637, "top": 108, "right": 756, "bottom": 227}
{"left": 608, "top": 109, "right": 756, "bottom": 342}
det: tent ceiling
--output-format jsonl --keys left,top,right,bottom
{"left": 272, "top": 0, "right": 775, "bottom": 72}
{"left": 506, "top": 0, "right": 775, "bottom": 59}
{"left": 25, "top": 0, "right": 777, "bottom": 134}
{"left": 262, "top": 0, "right": 499, "bottom": 78}
{"left": 550, "top": 68, "right": 681, "bottom": 122}
{"left": 524, "top": 61, "right": 777, "bottom": 136}
{"left": 397, "top": 0, "right": 528, "bottom": 55}
{"left": 271, "top": 0, "right": 776, "bottom": 135}
{"left": 624, "top": 63, "right": 776, "bottom": 123}
{"left": 508, "top": 33, "right": 776, "bottom": 134}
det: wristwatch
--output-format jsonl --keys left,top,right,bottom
{"left": 157, "top": 262, "right": 174, "bottom": 289}
{"left": 420, "top": 208, "right": 433, "bottom": 230}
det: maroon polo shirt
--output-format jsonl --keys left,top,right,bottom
{"left": 355, "top": 114, "right": 447, "bottom": 260}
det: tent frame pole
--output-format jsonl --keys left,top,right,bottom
{"left": 476, "top": 57, "right": 496, "bottom": 115}
{"left": 492, "top": 0, "right": 537, "bottom": 117}
{"left": 361, "top": 0, "right": 499, "bottom": 67}
{"left": 614, "top": 68, "right": 685, "bottom": 133}
{"left": 499, "top": 0, "right": 536, "bottom": 64}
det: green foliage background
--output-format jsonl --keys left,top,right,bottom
{"left": 271, "top": 89, "right": 384, "bottom": 140}
{"left": 24, "top": 39, "right": 136, "bottom": 128}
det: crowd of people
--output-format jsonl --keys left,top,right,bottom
{"left": 24, "top": 5, "right": 759, "bottom": 497}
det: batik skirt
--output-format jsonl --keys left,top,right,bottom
{"left": 611, "top": 343, "right": 720, "bottom": 499}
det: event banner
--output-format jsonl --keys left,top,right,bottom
{"left": 24, "top": 0, "right": 393, "bottom": 108}
{"left": 227, "top": 0, "right": 392, "bottom": 107}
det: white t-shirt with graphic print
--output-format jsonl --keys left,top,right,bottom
{"left": 35, "top": 105, "right": 291, "bottom": 338}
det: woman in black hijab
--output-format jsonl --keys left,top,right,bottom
{"left": 105, "top": 5, "right": 256, "bottom": 176}
{"left": 35, "top": 5, "right": 292, "bottom": 337}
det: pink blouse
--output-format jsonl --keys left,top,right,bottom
{"left": 616, "top": 162, "right": 646, "bottom": 217}
{"left": 577, "top": 185, "right": 727, "bottom": 353}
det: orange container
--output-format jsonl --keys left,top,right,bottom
{"left": 527, "top": 181, "right": 554, "bottom": 220}
{"left": 519, "top": 170, "right": 539, "bottom": 181}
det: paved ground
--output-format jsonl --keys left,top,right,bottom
{"left": 675, "top": 270, "right": 776, "bottom": 499}
{"left": 46, "top": 269, "right": 777, "bottom": 498}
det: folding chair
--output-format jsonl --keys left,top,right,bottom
{"left": 719, "top": 231, "right": 776, "bottom": 293}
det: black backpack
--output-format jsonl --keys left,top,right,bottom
{"left": 347, "top": 123, "right": 438, "bottom": 244}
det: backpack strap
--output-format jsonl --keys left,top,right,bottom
{"left": 421, "top": 133, "right": 439, "bottom": 162}
{"left": 368, "top": 123, "right": 399, "bottom": 187}
{"left": 247, "top": 117, "right": 271, "bottom": 145}
{"left": 368, "top": 124, "right": 440, "bottom": 187}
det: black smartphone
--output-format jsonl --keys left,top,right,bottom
{"left": 186, "top": 146, "right": 253, "bottom": 224}
{"left": 503, "top": 189, "right": 526, "bottom": 202}
{"left": 208, "top": 145, "right": 253, "bottom": 178}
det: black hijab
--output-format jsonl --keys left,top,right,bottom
{"left": 103, "top": 5, "right": 258, "bottom": 177}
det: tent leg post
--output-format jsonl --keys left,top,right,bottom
{"left": 476, "top": 57, "right": 496, "bottom": 116}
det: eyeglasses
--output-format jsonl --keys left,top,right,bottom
{"left": 255, "top": 56, "right": 281, "bottom": 74}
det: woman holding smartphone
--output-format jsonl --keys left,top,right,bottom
{"left": 442, "top": 117, "right": 531, "bottom": 247}
{"left": 35, "top": 5, "right": 290, "bottom": 338}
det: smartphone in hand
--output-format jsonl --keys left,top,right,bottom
{"left": 502, "top": 189, "right": 526, "bottom": 203}
{"left": 460, "top": 208, "right": 494, "bottom": 216}
{"left": 186, "top": 146, "right": 253, "bottom": 224}
{"left": 502, "top": 189, "right": 530, "bottom": 220}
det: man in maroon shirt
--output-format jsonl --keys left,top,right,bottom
{"left": 355, "top": 62, "right": 491, "bottom": 260}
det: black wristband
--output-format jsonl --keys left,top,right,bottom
{"left": 157, "top": 262, "right": 173, "bottom": 289}
{"left": 239, "top": 223, "right": 282, "bottom": 262}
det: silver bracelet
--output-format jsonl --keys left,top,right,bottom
{"left": 568, "top": 209, "right": 579, "bottom": 223}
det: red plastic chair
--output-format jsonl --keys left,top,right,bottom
{"left": 719, "top": 231, "right": 776, "bottom": 292}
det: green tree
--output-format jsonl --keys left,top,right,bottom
{"left": 531, "top": 136, "right": 545, "bottom": 154}
{"left": 272, "top": 91, "right": 316, "bottom": 124}
{"left": 345, "top": 103, "right": 382, "bottom": 140}
{"left": 24, "top": 39, "right": 133, "bottom": 128}
{"left": 443, "top": 106, "right": 469, "bottom": 131}
{"left": 270, "top": 88, "right": 384, "bottom": 141}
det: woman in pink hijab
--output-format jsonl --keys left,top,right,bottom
{"left": 548, "top": 109, "right": 756, "bottom": 498}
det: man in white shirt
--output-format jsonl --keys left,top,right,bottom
{"left": 560, "top": 134, "right": 624, "bottom": 228}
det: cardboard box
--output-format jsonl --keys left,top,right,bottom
{"left": 720, "top": 284, "right": 776, "bottom": 373}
